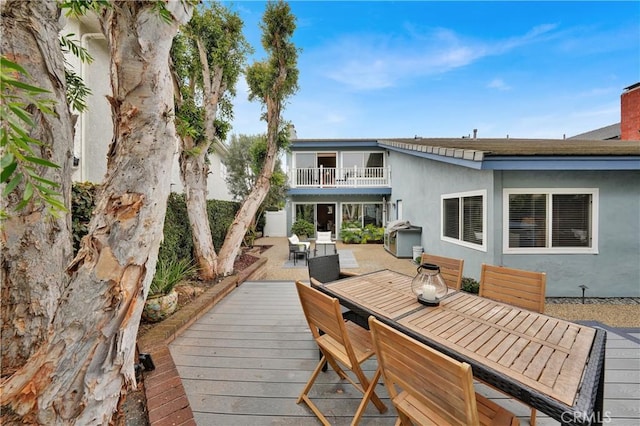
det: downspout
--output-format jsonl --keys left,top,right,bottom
{"left": 79, "top": 33, "right": 105, "bottom": 182}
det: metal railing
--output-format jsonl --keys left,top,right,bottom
{"left": 290, "top": 166, "right": 390, "bottom": 188}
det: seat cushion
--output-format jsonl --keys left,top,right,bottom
{"left": 289, "top": 234, "right": 300, "bottom": 245}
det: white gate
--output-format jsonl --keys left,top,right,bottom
{"left": 264, "top": 210, "right": 287, "bottom": 237}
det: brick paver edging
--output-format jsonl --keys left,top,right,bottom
{"left": 137, "top": 256, "right": 268, "bottom": 425}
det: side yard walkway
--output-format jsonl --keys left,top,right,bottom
{"left": 169, "top": 280, "right": 640, "bottom": 425}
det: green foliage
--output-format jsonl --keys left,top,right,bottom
{"left": 339, "top": 223, "right": 384, "bottom": 244}
{"left": 149, "top": 258, "right": 198, "bottom": 296}
{"left": 291, "top": 218, "right": 315, "bottom": 238}
{"left": 158, "top": 193, "right": 193, "bottom": 265}
{"left": 172, "top": 2, "right": 251, "bottom": 146}
{"left": 461, "top": 277, "right": 480, "bottom": 294}
{"left": 362, "top": 224, "right": 384, "bottom": 243}
{"left": 0, "top": 56, "right": 66, "bottom": 218}
{"left": 60, "top": 0, "right": 111, "bottom": 17}
{"left": 71, "top": 182, "right": 99, "bottom": 254}
{"left": 71, "top": 189, "right": 241, "bottom": 268}
{"left": 340, "top": 227, "right": 362, "bottom": 244}
{"left": 246, "top": 1, "right": 299, "bottom": 104}
{"left": 206, "top": 198, "right": 240, "bottom": 249}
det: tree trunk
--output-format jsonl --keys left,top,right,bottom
{"left": 217, "top": 108, "right": 280, "bottom": 275}
{"left": 179, "top": 136, "right": 217, "bottom": 279}
{"left": 0, "top": 0, "right": 74, "bottom": 374}
{"left": 177, "top": 38, "right": 225, "bottom": 280}
{"left": 1, "top": 2, "right": 191, "bottom": 424}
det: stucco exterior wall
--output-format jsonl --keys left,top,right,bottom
{"left": 389, "top": 151, "right": 640, "bottom": 297}
{"left": 499, "top": 170, "right": 640, "bottom": 297}
{"left": 388, "top": 152, "right": 495, "bottom": 280}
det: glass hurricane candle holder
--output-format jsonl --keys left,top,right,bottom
{"left": 411, "top": 263, "right": 447, "bottom": 306}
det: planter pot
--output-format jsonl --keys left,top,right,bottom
{"left": 143, "top": 289, "right": 178, "bottom": 322}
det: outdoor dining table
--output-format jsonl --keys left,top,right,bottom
{"left": 311, "top": 269, "right": 607, "bottom": 426}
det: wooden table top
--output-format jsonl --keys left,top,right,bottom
{"left": 319, "top": 269, "right": 599, "bottom": 408}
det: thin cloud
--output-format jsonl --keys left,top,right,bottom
{"left": 314, "top": 24, "right": 558, "bottom": 91}
{"left": 487, "top": 78, "right": 511, "bottom": 91}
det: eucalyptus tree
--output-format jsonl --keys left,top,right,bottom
{"left": 0, "top": 0, "right": 75, "bottom": 374}
{"left": 224, "top": 133, "right": 288, "bottom": 232}
{"left": 217, "top": 0, "right": 298, "bottom": 274}
{"left": 172, "top": 2, "right": 250, "bottom": 279}
{"left": 1, "top": 1, "right": 193, "bottom": 423}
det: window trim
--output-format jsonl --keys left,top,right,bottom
{"left": 440, "top": 189, "right": 487, "bottom": 252}
{"left": 502, "top": 188, "right": 599, "bottom": 254}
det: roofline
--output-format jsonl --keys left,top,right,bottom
{"left": 383, "top": 143, "right": 640, "bottom": 170}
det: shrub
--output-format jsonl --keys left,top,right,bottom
{"left": 149, "top": 258, "right": 198, "bottom": 296}
{"left": 71, "top": 182, "right": 99, "bottom": 254}
{"left": 461, "top": 277, "right": 480, "bottom": 294}
{"left": 362, "top": 224, "right": 384, "bottom": 243}
{"left": 340, "top": 227, "right": 362, "bottom": 244}
{"left": 291, "top": 219, "right": 315, "bottom": 238}
{"left": 339, "top": 223, "right": 384, "bottom": 244}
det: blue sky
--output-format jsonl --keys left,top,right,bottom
{"left": 221, "top": 1, "right": 639, "bottom": 140}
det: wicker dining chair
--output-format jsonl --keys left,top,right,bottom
{"left": 480, "top": 263, "right": 547, "bottom": 425}
{"left": 368, "top": 316, "right": 520, "bottom": 426}
{"left": 294, "top": 281, "right": 387, "bottom": 425}
{"left": 307, "top": 253, "right": 358, "bottom": 284}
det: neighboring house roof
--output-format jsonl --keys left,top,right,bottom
{"left": 567, "top": 123, "right": 621, "bottom": 140}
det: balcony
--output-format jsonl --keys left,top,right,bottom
{"left": 290, "top": 166, "right": 391, "bottom": 188}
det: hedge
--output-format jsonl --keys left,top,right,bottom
{"left": 72, "top": 183, "right": 240, "bottom": 266}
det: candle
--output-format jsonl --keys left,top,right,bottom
{"left": 422, "top": 284, "right": 436, "bottom": 300}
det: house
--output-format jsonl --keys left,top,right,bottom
{"left": 62, "top": 14, "right": 233, "bottom": 201}
{"left": 286, "top": 85, "right": 640, "bottom": 297}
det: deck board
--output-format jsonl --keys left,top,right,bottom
{"left": 169, "top": 281, "right": 640, "bottom": 425}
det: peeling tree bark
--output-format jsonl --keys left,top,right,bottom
{"left": 217, "top": 102, "right": 280, "bottom": 275}
{"left": 0, "top": 0, "right": 73, "bottom": 374}
{"left": 177, "top": 38, "right": 225, "bottom": 280}
{"left": 0, "top": 2, "right": 192, "bottom": 424}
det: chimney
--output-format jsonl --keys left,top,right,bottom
{"left": 288, "top": 123, "right": 297, "bottom": 140}
{"left": 621, "top": 82, "right": 640, "bottom": 140}
{"left": 473, "top": 129, "right": 478, "bottom": 139}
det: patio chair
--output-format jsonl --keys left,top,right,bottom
{"left": 288, "top": 234, "right": 310, "bottom": 261}
{"left": 307, "top": 253, "right": 358, "bottom": 284}
{"left": 294, "top": 281, "right": 387, "bottom": 425}
{"left": 420, "top": 253, "right": 464, "bottom": 290}
{"left": 479, "top": 263, "right": 546, "bottom": 314}
{"left": 314, "top": 231, "right": 336, "bottom": 256}
{"left": 480, "top": 263, "right": 547, "bottom": 425}
{"left": 308, "top": 254, "right": 361, "bottom": 370}
{"left": 368, "top": 316, "right": 520, "bottom": 426}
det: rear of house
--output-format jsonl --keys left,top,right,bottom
{"left": 384, "top": 138, "right": 640, "bottom": 297}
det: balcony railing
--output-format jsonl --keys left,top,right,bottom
{"left": 290, "top": 166, "right": 390, "bottom": 188}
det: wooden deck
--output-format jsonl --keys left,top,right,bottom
{"left": 169, "top": 281, "right": 640, "bottom": 425}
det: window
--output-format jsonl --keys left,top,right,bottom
{"left": 503, "top": 189, "right": 598, "bottom": 254}
{"left": 441, "top": 190, "right": 486, "bottom": 250}
{"left": 342, "top": 152, "right": 383, "bottom": 168}
{"left": 341, "top": 203, "right": 383, "bottom": 228}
